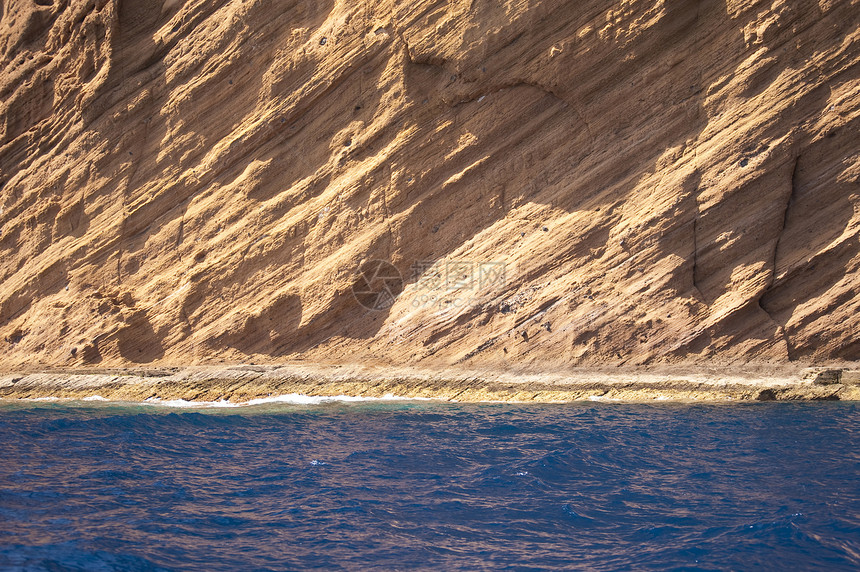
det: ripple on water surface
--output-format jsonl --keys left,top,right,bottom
{"left": 0, "top": 400, "right": 858, "bottom": 570}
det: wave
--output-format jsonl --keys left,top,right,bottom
{"left": 2, "top": 394, "right": 435, "bottom": 408}
{"left": 142, "top": 393, "right": 434, "bottom": 408}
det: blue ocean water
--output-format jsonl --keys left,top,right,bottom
{"left": 0, "top": 399, "right": 858, "bottom": 571}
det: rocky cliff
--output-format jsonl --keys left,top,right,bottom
{"left": 0, "top": 0, "right": 858, "bottom": 370}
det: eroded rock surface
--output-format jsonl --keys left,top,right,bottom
{"left": 0, "top": 0, "right": 858, "bottom": 369}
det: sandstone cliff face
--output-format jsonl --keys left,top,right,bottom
{"left": 0, "top": 0, "right": 858, "bottom": 369}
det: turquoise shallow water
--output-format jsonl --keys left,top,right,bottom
{"left": 0, "top": 399, "right": 858, "bottom": 570}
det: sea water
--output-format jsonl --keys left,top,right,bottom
{"left": 0, "top": 399, "right": 858, "bottom": 571}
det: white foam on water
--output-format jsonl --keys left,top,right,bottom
{"left": 141, "top": 393, "right": 433, "bottom": 408}
{"left": 245, "top": 393, "right": 431, "bottom": 406}
{"left": 8, "top": 394, "right": 434, "bottom": 408}
{"left": 143, "top": 398, "right": 241, "bottom": 408}
{"left": 588, "top": 395, "right": 621, "bottom": 402}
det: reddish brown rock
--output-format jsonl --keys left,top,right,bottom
{"left": 0, "top": 0, "right": 858, "bottom": 370}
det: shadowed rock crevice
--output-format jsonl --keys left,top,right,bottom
{"left": 758, "top": 155, "right": 800, "bottom": 360}
{"left": 219, "top": 293, "right": 303, "bottom": 356}
{"left": 759, "top": 112, "right": 860, "bottom": 360}
{"left": 116, "top": 309, "right": 165, "bottom": 363}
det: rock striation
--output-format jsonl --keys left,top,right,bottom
{"left": 3, "top": 364, "right": 860, "bottom": 402}
{"left": 0, "top": 0, "right": 858, "bottom": 370}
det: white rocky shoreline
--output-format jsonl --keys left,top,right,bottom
{"left": 1, "top": 364, "right": 859, "bottom": 403}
